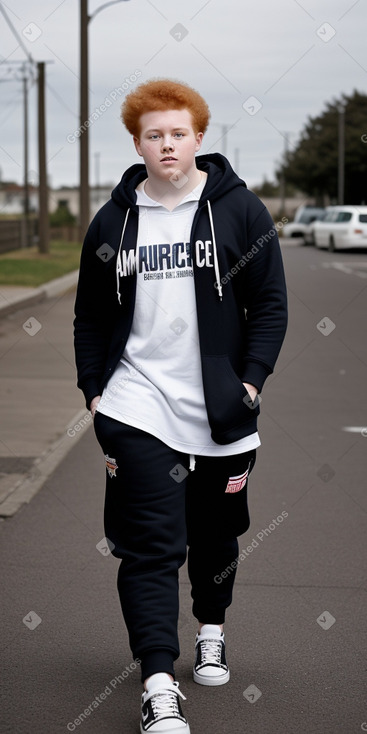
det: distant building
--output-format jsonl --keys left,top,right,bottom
{"left": 0, "top": 183, "right": 114, "bottom": 220}
{"left": 0, "top": 182, "right": 312, "bottom": 222}
{"left": 0, "top": 183, "right": 38, "bottom": 215}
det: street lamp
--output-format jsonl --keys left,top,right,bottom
{"left": 79, "top": 0, "right": 131, "bottom": 239}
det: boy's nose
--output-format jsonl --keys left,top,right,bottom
{"left": 161, "top": 138, "right": 174, "bottom": 151}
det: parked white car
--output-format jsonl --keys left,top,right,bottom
{"left": 283, "top": 206, "right": 325, "bottom": 241}
{"left": 313, "top": 206, "right": 367, "bottom": 251}
{"left": 304, "top": 208, "right": 331, "bottom": 245}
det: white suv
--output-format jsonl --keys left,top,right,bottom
{"left": 313, "top": 205, "right": 367, "bottom": 251}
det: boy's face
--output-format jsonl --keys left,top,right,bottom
{"left": 133, "top": 108, "right": 203, "bottom": 182}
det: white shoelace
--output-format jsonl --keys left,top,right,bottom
{"left": 199, "top": 637, "right": 223, "bottom": 664}
{"left": 145, "top": 682, "right": 186, "bottom": 718}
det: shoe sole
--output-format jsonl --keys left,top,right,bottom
{"left": 193, "top": 668, "right": 230, "bottom": 686}
{"left": 140, "top": 724, "right": 190, "bottom": 733}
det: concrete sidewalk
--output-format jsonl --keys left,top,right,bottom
{"left": 0, "top": 271, "right": 85, "bottom": 517}
{"left": 0, "top": 270, "right": 79, "bottom": 317}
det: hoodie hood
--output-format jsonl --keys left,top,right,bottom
{"left": 112, "top": 153, "right": 247, "bottom": 304}
{"left": 111, "top": 153, "right": 247, "bottom": 210}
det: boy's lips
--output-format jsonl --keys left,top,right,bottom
{"left": 160, "top": 156, "right": 177, "bottom": 162}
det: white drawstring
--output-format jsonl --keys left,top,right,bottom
{"left": 189, "top": 454, "right": 196, "bottom": 472}
{"left": 207, "top": 199, "right": 223, "bottom": 301}
{"left": 116, "top": 208, "right": 130, "bottom": 304}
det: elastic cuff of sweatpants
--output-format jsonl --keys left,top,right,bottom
{"left": 140, "top": 650, "right": 176, "bottom": 684}
{"left": 193, "top": 605, "right": 226, "bottom": 626}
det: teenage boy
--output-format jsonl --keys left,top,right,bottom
{"left": 74, "top": 78, "right": 287, "bottom": 734}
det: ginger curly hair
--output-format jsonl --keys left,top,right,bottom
{"left": 121, "top": 78, "right": 210, "bottom": 137}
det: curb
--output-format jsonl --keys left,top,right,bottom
{"left": 0, "top": 269, "right": 79, "bottom": 318}
{"left": 0, "top": 406, "right": 93, "bottom": 518}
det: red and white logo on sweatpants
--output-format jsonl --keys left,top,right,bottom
{"left": 225, "top": 466, "right": 249, "bottom": 493}
{"left": 104, "top": 453, "right": 118, "bottom": 478}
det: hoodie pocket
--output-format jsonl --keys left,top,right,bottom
{"left": 202, "top": 355, "right": 260, "bottom": 438}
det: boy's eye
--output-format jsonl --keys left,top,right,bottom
{"left": 148, "top": 132, "right": 184, "bottom": 140}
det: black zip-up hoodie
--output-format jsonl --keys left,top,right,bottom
{"left": 73, "top": 153, "right": 288, "bottom": 445}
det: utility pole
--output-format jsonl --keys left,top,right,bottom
{"left": 95, "top": 151, "right": 100, "bottom": 188}
{"left": 0, "top": 61, "right": 32, "bottom": 246}
{"left": 279, "top": 132, "right": 289, "bottom": 216}
{"left": 0, "top": 4, "right": 52, "bottom": 250}
{"left": 221, "top": 124, "right": 229, "bottom": 157}
{"left": 211, "top": 122, "right": 230, "bottom": 157}
{"left": 79, "top": 0, "right": 131, "bottom": 240}
{"left": 234, "top": 147, "right": 240, "bottom": 175}
{"left": 22, "top": 64, "right": 29, "bottom": 246}
{"left": 338, "top": 104, "right": 345, "bottom": 205}
{"left": 38, "top": 62, "right": 49, "bottom": 253}
{"left": 79, "top": 0, "right": 89, "bottom": 239}
{"left": 94, "top": 151, "right": 100, "bottom": 207}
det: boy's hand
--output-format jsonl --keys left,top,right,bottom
{"left": 242, "top": 382, "right": 258, "bottom": 402}
{"left": 90, "top": 395, "right": 101, "bottom": 418}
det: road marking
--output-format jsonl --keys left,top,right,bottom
{"left": 342, "top": 426, "right": 367, "bottom": 435}
{"left": 322, "top": 261, "right": 367, "bottom": 278}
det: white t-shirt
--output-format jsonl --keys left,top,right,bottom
{"left": 97, "top": 174, "right": 261, "bottom": 456}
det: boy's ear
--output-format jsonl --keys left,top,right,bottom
{"left": 133, "top": 136, "right": 142, "bottom": 157}
{"left": 195, "top": 132, "right": 204, "bottom": 152}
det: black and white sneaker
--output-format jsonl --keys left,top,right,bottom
{"left": 193, "top": 624, "right": 230, "bottom": 686}
{"left": 141, "top": 679, "right": 190, "bottom": 733}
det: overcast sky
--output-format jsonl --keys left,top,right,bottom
{"left": 0, "top": 0, "right": 365, "bottom": 190}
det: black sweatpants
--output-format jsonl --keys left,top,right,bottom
{"left": 93, "top": 412, "right": 256, "bottom": 683}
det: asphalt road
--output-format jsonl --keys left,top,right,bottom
{"left": 0, "top": 241, "right": 366, "bottom": 734}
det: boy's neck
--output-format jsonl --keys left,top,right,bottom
{"left": 144, "top": 164, "right": 203, "bottom": 211}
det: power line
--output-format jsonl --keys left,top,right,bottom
{"left": 0, "top": 90, "right": 23, "bottom": 127}
{"left": 0, "top": 2, "right": 35, "bottom": 66}
{"left": 46, "top": 81, "right": 77, "bottom": 118}
{"left": 0, "top": 5, "right": 50, "bottom": 250}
